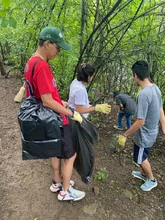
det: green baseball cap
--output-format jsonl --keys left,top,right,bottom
{"left": 39, "top": 26, "right": 71, "bottom": 50}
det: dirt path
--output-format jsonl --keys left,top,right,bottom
{"left": 0, "top": 76, "right": 165, "bottom": 220}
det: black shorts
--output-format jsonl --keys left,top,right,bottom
{"left": 58, "top": 125, "right": 75, "bottom": 159}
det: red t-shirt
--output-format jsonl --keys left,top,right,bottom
{"left": 24, "top": 56, "right": 68, "bottom": 125}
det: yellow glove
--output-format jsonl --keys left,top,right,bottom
{"left": 117, "top": 135, "right": 127, "bottom": 148}
{"left": 70, "top": 110, "right": 83, "bottom": 123}
{"left": 94, "top": 104, "right": 111, "bottom": 114}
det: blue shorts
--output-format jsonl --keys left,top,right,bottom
{"left": 133, "top": 143, "right": 150, "bottom": 164}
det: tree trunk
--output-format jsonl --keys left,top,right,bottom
{"left": 0, "top": 56, "right": 6, "bottom": 76}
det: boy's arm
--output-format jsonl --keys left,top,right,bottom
{"left": 160, "top": 108, "right": 165, "bottom": 134}
{"left": 118, "top": 119, "right": 144, "bottom": 147}
{"left": 123, "top": 119, "right": 145, "bottom": 137}
{"left": 41, "top": 93, "right": 73, "bottom": 116}
{"left": 119, "top": 103, "right": 124, "bottom": 111}
{"left": 75, "top": 105, "right": 94, "bottom": 114}
{"left": 41, "top": 93, "right": 83, "bottom": 123}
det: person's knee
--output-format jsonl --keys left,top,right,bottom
{"left": 141, "top": 158, "right": 149, "bottom": 166}
{"left": 51, "top": 157, "right": 60, "bottom": 170}
{"left": 65, "top": 153, "right": 76, "bottom": 164}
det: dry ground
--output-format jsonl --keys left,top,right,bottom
{"left": 0, "top": 76, "right": 165, "bottom": 220}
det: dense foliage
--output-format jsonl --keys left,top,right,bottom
{"left": 0, "top": 0, "right": 165, "bottom": 104}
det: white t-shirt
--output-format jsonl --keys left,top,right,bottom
{"left": 68, "top": 79, "right": 89, "bottom": 118}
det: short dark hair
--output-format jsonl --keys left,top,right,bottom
{"left": 77, "top": 63, "right": 95, "bottom": 82}
{"left": 38, "top": 39, "right": 46, "bottom": 47}
{"left": 38, "top": 39, "right": 55, "bottom": 47}
{"left": 131, "top": 60, "right": 150, "bottom": 80}
{"left": 113, "top": 91, "right": 119, "bottom": 98}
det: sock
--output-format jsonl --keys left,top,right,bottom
{"left": 52, "top": 179, "right": 62, "bottom": 186}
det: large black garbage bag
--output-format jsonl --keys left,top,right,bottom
{"left": 69, "top": 117, "right": 98, "bottom": 183}
{"left": 18, "top": 80, "right": 63, "bottom": 160}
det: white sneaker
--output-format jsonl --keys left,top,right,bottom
{"left": 50, "top": 180, "right": 75, "bottom": 193}
{"left": 57, "top": 186, "right": 85, "bottom": 201}
{"left": 113, "top": 125, "right": 123, "bottom": 130}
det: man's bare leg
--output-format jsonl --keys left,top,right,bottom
{"left": 51, "top": 157, "right": 62, "bottom": 183}
{"left": 140, "top": 166, "right": 147, "bottom": 176}
{"left": 140, "top": 158, "right": 154, "bottom": 180}
{"left": 62, "top": 153, "right": 76, "bottom": 191}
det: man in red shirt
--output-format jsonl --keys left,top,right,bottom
{"left": 24, "top": 26, "right": 85, "bottom": 201}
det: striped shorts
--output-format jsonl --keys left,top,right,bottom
{"left": 133, "top": 143, "right": 150, "bottom": 164}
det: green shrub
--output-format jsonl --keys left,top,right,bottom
{"left": 94, "top": 167, "right": 109, "bottom": 181}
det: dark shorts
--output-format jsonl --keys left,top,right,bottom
{"left": 58, "top": 125, "right": 75, "bottom": 159}
{"left": 133, "top": 143, "right": 150, "bottom": 164}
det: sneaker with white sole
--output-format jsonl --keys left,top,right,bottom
{"left": 132, "top": 171, "right": 147, "bottom": 182}
{"left": 140, "top": 178, "right": 158, "bottom": 191}
{"left": 50, "top": 179, "right": 75, "bottom": 193}
{"left": 113, "top": 125, "right": 123, "bottom": 130}
{"left": 57, "top": 186, "right": 85, "bottom": 201}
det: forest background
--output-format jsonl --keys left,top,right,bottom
{"left": 0, "top": 0, "right": 165, "bottom": 105}
{"left": 1, "top": 1, "right": 165, "bottom": 219}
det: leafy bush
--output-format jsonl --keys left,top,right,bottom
{"left": 94, "top": 167, "right": 109, "bottom": 181}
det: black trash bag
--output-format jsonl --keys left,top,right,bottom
{"left": 18, "top": 80, "right": 63, "bottom": 160}
{"left": 69, "top": 116, "right": 98, "bottom": 183}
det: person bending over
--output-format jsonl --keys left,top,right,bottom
{"left": 113, "top": 91, "right": 136, "bottom": 130}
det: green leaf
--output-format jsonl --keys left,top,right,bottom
{"left": 1, "top": 17, "right": 8, "bottom": 28}
{"left": 9, "top": 16, "right": 17, "bottom": 28}
{"left": 0, "top": 9, "right": 9, "bottom": 18}
{"left": 2, "top": 0, "right": 10, "bottom": 8}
